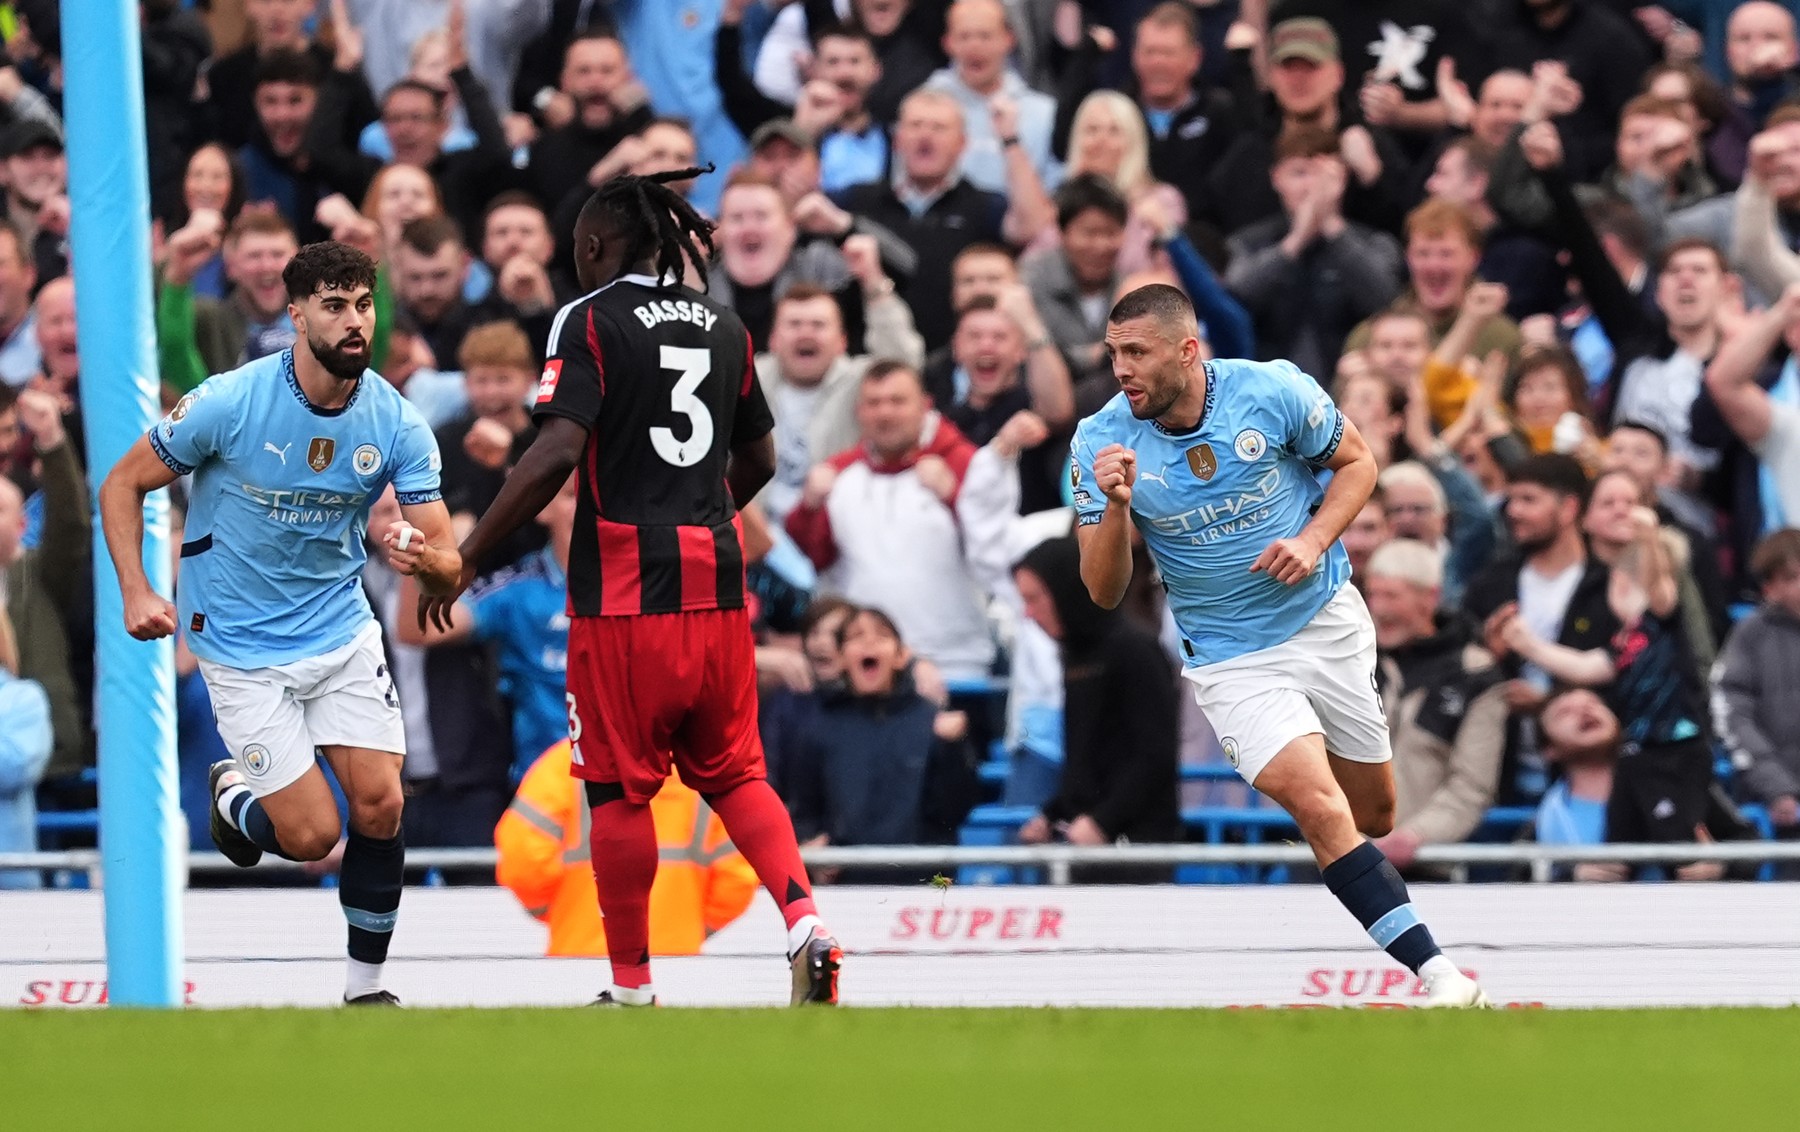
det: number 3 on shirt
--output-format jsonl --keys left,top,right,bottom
{"left": 652, "top": 345, "right": 715, "bottom": 467}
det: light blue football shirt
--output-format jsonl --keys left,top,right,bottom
{"left": 151, "top": 349, "right": 443, "bottom": 670}
{"left": 1070, "top": 358, "right": 1350, "bottom": 667}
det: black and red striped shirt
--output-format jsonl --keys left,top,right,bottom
{"left": 533, "top": 274, "right": 774, "bottom": 617}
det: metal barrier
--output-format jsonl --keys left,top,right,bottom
{"left": 8, "top": 840, "right": 1800, "bottom": 886}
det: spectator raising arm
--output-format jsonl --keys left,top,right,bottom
{"left": 1138, "top": 192, "right": 1253, "bottom": 361}
{"left": 1703, "top": 281, "right": 1800, "bottom": 450}
{"left": 715, "top": 0, "right": 794, "bottom": 142}
{"left": 996, "top": 284, "right": 1074, "bottom": 428}
{"left": 996, "top": 98, "right": 1056, "bottom": 249}
{"left": 1731, "top": 130, "right": 1800, "bottom": 301}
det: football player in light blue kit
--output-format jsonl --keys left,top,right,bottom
{"left": 1072, "top": 285, "right": 1488, "bottom": 1008}
{"left": 99, "top": 241, "right": 462, "bottom": 1005}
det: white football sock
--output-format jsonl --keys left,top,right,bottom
{"left": 345, "top": 958, "right": 385, "bottom": 1000}
{"left": 787, "top": 914, "right": 825, "bottom": 959}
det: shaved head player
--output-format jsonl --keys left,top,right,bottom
{"left": 422, "top": 168, "right": 842, "bottom": 1006}
{"left": 1072, "top": 285, "right": 1490, "bottom": 1008}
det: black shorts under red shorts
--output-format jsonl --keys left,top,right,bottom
{"left": 565, "top": 608, "right": 766, "bottom": 803}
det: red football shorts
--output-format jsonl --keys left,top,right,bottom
{"left": 565, "top": 608, "right": 767, "bottom": 803}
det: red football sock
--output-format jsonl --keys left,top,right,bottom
{"left": 707, "top": 779, "right": 819, "bottom": 928}
{"left": 589, "top": 799, "right": 658, "bottom": 990}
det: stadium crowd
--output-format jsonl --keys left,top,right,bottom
{"left": 14, "top": 0, "right": 1800, "bottom": 898}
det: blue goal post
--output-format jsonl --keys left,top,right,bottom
{"left": 65, "top": 0, "right": 183, "bottom": 1006}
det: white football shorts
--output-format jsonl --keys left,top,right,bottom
{"left": 1181, "top": 585, "right": 1392, "bottom": 785}
{"left": 197, "top": 620, "right": 406, "bottom": 797}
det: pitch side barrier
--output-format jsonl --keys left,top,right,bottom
{"left": 8, "top": 841, "right": 1800, "bottom": 886}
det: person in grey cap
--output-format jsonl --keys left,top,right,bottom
{"left": 1206, "top": 17, "right": 1410, "bottom": 236}
{"left": 0, "top": 119, "right": 66, "bottom": 288}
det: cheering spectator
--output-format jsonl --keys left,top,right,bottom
{"left": 716, "top": 13, "right": 890, "bottom": 197}
{"left": 239, "top": 49, "right": 367, "bottom": 243}
{"left": 1345, "top": 202, "right": 1523, "bottom": 368}
{"left": 401, "top": 472, "right": 576, "bottom": 780}
{"left": 1506, "top": 345, "right": 1600, "bottom": 461}
{"left": 835, "top": 87, "right": 1052, "bottom": 352}
{"left": 1713, "top": 529, "right": 1800, "bottom": 851}
{"left": 1047, "top": 91, "right": 1188, "bottom": 277}
{"left": 1344, "top": 486, "right": 1393, "bottom": 587}
{"left": 784, "top": 607, "right": 981, "bottom": 870}
{"left": 922, "top": 0, "right": 1059, "bottom": 195}
{"left": 1, "top": 120, "right": 64, "bottom": 287}
{"left": 1422, "top": 137, "right": 1564, "bottom": 320}
{"left": 1365, "top": 539, "right": 1507, "bottom": 873}
{"left": 392, "top": 214, "right": 492, "bottom": 365}
{"left": 0, "top": 600, "right": 50, "bottom": 889}
{"left": 164, "top": 145, "right": 248, "bottom": 302}
{"left": 1376, "top": 459, "right": 1496, "bottom": 610}
{"left": 1493, "top": 501, "right": 1715, "bottom": 862}
{"left": 1013, "top": 537, "right": 1181, "bottom": 866}
{"left": 1607, "top": 94, "right": 1716, "bottom": 217}
{"left": 26, "top": 278, "right": 79, "bottom": 456}
{"left": 527, "top": 33, "right": 654, "bottom": 225}
{"left": 1492, "top": 1, "right": 1652, "bottom": 182}
{"left": 0, "top": 221, "right": 38, "bottom": 387}
{"left": 1583, "top": 468, "right": 1718, "bottom": 672}
{"left": 309, "top": 3, "right": 514, "bottom": 245}
{"left": 208, "top": 0, "right": 367, "bottom": 152}
{"left": 1227, "top": 125, "right": 1403, "bottom": 378}
{"left": 759, "top": 596, "right": 857, "bottom": 799}
{"left": 786, "top": 361, "right": 1003, "bottom": 681}
{"left": 1464, "top": 454, "right": 1620, "bottom": 804}
{"left": 0, "top": 388, "right": 83, "bottom": 778}
{"left": 1531, "top": 687, "right": 1620, "bottom": 863}
{"left": 1600, "top": 422, "right": 1730, "bottom": 641}
{"left": 159, "top": 210, "right": 299, "bottom": 386}
{"left": 1208, "top": 18, "right": 1410, "bottom": 236}
{"left": 435, "top": 321, "right": 545, "bottom": 575}
{"left": 1724, "top": 1, "right": 1800, "bottom": 130}
{"left": 1119, "top": 3, "right": 1240, "bottom": 232}
{"left": 1704, "top": 278, "right": 1800, "bottom": 525}
{"left": 1363, "top": 306, "right": 1434, "bottom": 389}
{"left": 346, "top": 0, "right": 550, "bottom": 121}
{"left": 708, "top": 173, "right": 853, "bottom": 351}
{"left": 1021, "top": 174, "right": 1130, "bottom": 389}
{"left": 943, "top": 296, "right": 1068, "bottom": 513}
{"left": 757, "top": 281, "right": 924, "bottom": 526}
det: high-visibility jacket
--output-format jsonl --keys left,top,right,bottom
{"left": 495, "top": 740, "right": 760, "bottom": 957}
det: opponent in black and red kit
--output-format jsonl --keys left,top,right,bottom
{"left": 424, "top": 168, "right": 841, "bottom": 1006}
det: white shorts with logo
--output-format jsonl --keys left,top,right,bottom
{"left": 1181, "top": 585, "right": 1392, "bottom": 785}
{"left": 197, "top": 621, "right": 406, "bottom": 797}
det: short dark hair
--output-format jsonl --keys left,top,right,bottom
{"left": 1055, "top": 173, "right": 1128, "bottom": 230}
{"left": 1611, "top": 419, "right": 1669, "bottom": 454}
{"left": 1656, "top": 235, "right": 1726, "bottom": 275}
{"left": 565, "top": 30, "right": 623, "bottom": 61}
{"left": 1443, "top": 135, "right": 1497, "bottom": 178}
{"left": 862, "top": 358, "right": 924, "bottom": 390}
{"left": 282, "top": 240, "right": 378, "bottom": 302}
{"left": 1585, "top": 193, "right": 1650, "bottom": 261}
{"left": 1507, "top": 453, "right": 1592, "bottom": 509}
{"left": 775, "top": 281, "right": 840, "bottom": 314}
{"left": 1274, "top": 124, "right": 1339, "bottom": 164}
{"left": 800, "top": 595, "right": 857, "bottom": 639}
{"left": 836, "top": 606, "right": 903, "bottom": 648}
{"left": 1138, "top": 1, "right": 1200, "bottom": 44}
{"left": 811, "top": 20, "right": 874, "bottom": 52}
{"left": 397, "top": 214, "right": 464, "bottom": 257}
{"left": 384, "top": 79, "right": 447, "bottom": 115}
{"left": 482, "top": 190, "right": 547, "bottom": 225}
{"left": 1108, "top": 283, "right": 1195, "bottom": 329}
{"left": 1752, "top": 529, "right": 1800, "bottom": 584}
{"left": 254, "top": 48, "right": 322, "bottom": 90}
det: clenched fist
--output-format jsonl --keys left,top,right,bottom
{"left": 1092, "top": 443, "right": 1136, "bottom": 506}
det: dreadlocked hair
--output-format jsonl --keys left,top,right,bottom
{"left": 580, "top": 165, "right": 718, "bottom": 290}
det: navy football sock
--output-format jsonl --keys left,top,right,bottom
{"left": 339, "top": 829, "right": 405, "bottom": 965}
{"left": 1321, "top": 840, "right": 1443, "bottom": 975}
{"left": 229, "top": 792, "right": 297, "bottom": 861}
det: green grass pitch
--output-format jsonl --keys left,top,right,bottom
{"left": 10, "top": 1007, "right": 1794, "bottom": 1129}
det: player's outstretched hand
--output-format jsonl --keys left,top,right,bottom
{"left": 124, "top": 589, "right": 177, "bottom": 641}
{"left": 1092, "top": 443, "right": 1135, "bottom": 506}
{"left": 1250, "top": 535, "right": 1321, "bottom": 586}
